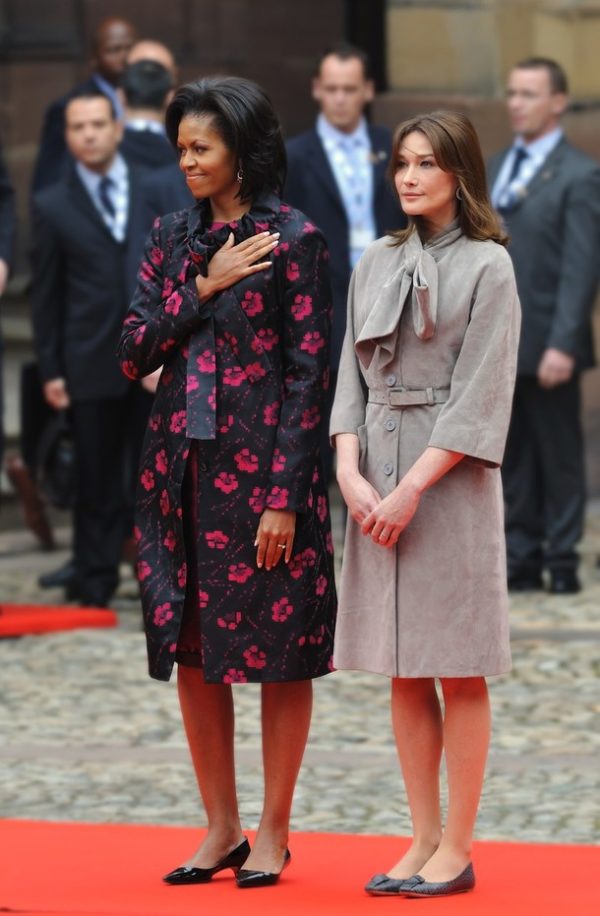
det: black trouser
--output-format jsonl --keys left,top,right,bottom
{"left": 502, "top": 375, "right": 585, "bottom": 576}
{"left": 71, "top": 389, "right": 145, "bottom": 603}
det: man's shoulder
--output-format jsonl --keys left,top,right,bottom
{"left": 286, "top": 128, "right": 320, "bottom": 156}
{"left": 559, "top": 138, "right": 600, "bottom": 176}
{"left": 367, "top": 123, "right": 393, "bottom": 147}
{"left": 33, "top": 174, "right": 72, "bottom": 211}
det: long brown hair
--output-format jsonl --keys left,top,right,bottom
{"left": 388, "top": 110, "right": 508, "bottom": 246}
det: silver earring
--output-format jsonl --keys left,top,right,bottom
{"left": 456, "top": 187, "right": 462, "bottom": 200}
{"left": 236, "top": 168, "right": 243, "bottom": 184}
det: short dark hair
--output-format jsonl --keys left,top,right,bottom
{"left": 316, "top": 41, "right": 371, "bottom": 80}
{"left": 165, "top": 76, "right": 286, "bottom": 202}
{"left": 122, "top": 60, "right": 173, "bottom": 110}
{"left": 65, "top": 87, "right": 116, "bottom": 119}
{"left": 514, "top": 57, "right": 569, "bottom": 94}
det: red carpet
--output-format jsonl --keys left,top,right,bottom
{"left": 0, "top": 604, "right": 118, "bottom": 637}
{"left": 0, "top": 820, "right": 598, "bottom": 915}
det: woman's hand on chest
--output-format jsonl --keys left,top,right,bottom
{"left": 195, "top": 231, "right": 280, "bottom": 302}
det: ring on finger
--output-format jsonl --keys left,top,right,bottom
{"left": 276, "top": 543, "right": 286, "bottom": 549}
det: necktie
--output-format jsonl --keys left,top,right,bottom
{"left": 98, "top": 175, "right": 115, "bottom": 218}
{"left": 507, "top": 146, "right": 529, "bottom": 183}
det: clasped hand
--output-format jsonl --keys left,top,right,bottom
{"left": 195, "top": 231, "right": 279, "bottom": 301}
{"left": 255, "top": 508, "right": 296, "bottom": 570}
{"left": 339, "top": 469, "right": 420, "bottom": 549}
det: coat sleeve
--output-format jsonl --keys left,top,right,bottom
{"left": 428, "top": 247, "right": 521, "bottom": 467}
{"left": 263, "top": 223, "right": 332, "bottom": 514}
{"left": 547, "top": 164, "right": 600, "bottom": 358}
{"left": 0, "top": 145, "right": 16, "bottom": 268}
{"left": 117, "top": 216, "right": 210, "bottom": 379}
{"left": 329, "top": 264, "right": 367, "bottom": 438}
{"left": 31, "top": 198, "right": 67, "bottom": 383}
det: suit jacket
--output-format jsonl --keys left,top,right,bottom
{"left": 31, "top": 162, "right": 143, "bottom": 400}
{"left": 0, "top": 144, "right": 16, "bottom": 267}
{"left": 488, "top": 137, "right": 600, "bottom": 375}
{"left": 285, "top": 124, "right": 405, "bottom": 368}
{"left": 120, "top": 127, "right": 177, "bottom": 172}
{"left": 126, "top": 161, "right": 194, "bottom": 300}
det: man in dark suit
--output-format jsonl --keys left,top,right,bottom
{"left": 120, "top": 59, "right": 176, "bottom": 171}
{"left": 489, "top": 57, "right": 600, "bottom": 594}
{"left": 0, "top": 142, "right": 16, "bottom": 471}
{"left": 285, "top": 42, "right": 404, "bottom": 479}
{"left": 31, "top": 16, "right": 137, "bottom": 193}
{"left": 32, "top": 88, "right": 145, "bottom": 607}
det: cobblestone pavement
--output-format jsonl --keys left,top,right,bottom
{"left": 0, "top": 497, "right": 598, "bottom": 847}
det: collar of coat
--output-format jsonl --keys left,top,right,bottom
{"left": 355, "top": 220, "right": 463, "bottom": 369}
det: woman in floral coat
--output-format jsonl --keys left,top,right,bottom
{"left": 118, "top": 77, "right": 336, "bottom": 887}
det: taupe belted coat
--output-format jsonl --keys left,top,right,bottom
{"left": 330, "top": 223, "right": 521, "bottom": 677}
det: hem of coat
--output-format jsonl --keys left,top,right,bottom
{"left": 332, "top": 657, "right": 512, "bottom": 679}
{"left": 148, "top": 663, "right": 336, "bottom": 684}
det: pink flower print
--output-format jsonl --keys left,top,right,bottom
{"left": 253, "top": 328, "right": 279, "bottom": 352}
{"left": 273, "top": 240, "right": 290, "bottom": 257}
{"left": 153, "top": 602, "right": 173, "bottom": 627}
{"left": 137, "top": 560, "right": 152, "bottom": 581}
{"left": 199, "top": 589, "right": 209, "bottom": 608}
{"left": 234, "top": 448, "right": 259, "bottom": 473}
{"left": 177, "top": 259, "right": 190, "bottom": 282}
{"left": 289, "top": 547, "right": 316, "bottom": 578}
{"left": 307, "top": 490, "right": 314, "bottom": 509}
{"left": 245, "top": 361, "right": 267, "bottom": 382}
{"left": 263, "top": 401, "right": 280, "bottom": 426}
{"left": 301, "top": 405, "right": 320, "bottom": 429}
{"left": 214, "top": 471, "right": 238, "bottom": 494}
{"left": 155, "top": 449, "right": 168, "bottom": 474}
{"left": 286, "top": 261, "right": 300, "bottom": 282}
{"left": 312, "top": 467, "right": 320, "bottom": 484}
{"left": 140, "top": 468, "right": 155, "bottom": 491}
{"left": 303, "top": 221, "right": 316, "bottom": 233}
{"left": 169, "top": 642, "right": 177, "bottom": 654}
{"left": 164, "top": 290, "right": 182, "bottom": 316}
{"left": 217, "top": 413, "right": 234, "bottom": 434}
{"left": 223, "top": 366, "right": 246, "bottom": 387}
{"left": 241, "top": 290, "right": 264, "bottom": 317}
{"left": 159, "top": 338, "right": 177, "bottom": 353}
{"left": 217, "top": 610, "right": 243, "bottom": 630}
{"left": 149, "top": 414, "right": 160, "bottom": 432}
{"left": 254, "top": 221, "right": 269, "bottom": 232}
{"left": 139, "top": 261, "right": 153, "bottom": 282}
{"left": 186, "top": 375, "right": 199, "bottom": 393}
{"left": 161, "top": 369, "right": 173, "bottom": 386}
{"left": 271, "top": 449, "right": 286, "bottom": 472}
{"left": 163, "top": 530, "right": 177, "bottom": 551}
{"left": 243, "top": 645, "right": 267, "bottom": 669}
{"left": 169, "top": 410, "right": 187, "bottom": 433}
{"left": 228, "top": 563, "right": 254, "bottom": 584}
{"left": 223, "top": 668, "right": 248, "bottom": 684}
{"left": 272, "top": 597, "right": 294, "bottom": 623}
{"left": 159, "top": 489, "right": 170, "bottom": 517}
{"left": 248, "top": 487, "right": 266, "bottom": 514}
{"left": 121, "top": 360, "right": 138, "bottom": 379}
{"left": 326, "top": 531, "right": 333, "bottom": 554}
{"left": 133, "top": 326, "right": 146, "bottom": 346}
{"left": 309, "top": 624, "right": 325, "bottom": 645}
{"left": 317, "top": 494, "right": 327, "bottom": 523}
{"left": 302, "top": 547, "right": 317, "bottom": 568}
{"left": 291, "top": 294, "right": 313, "bottom": 321}
{"left": 288, "top": 554, "right": 303, "bottom": 580}
{"left": 208, "top": 387, "right": 216, "bottom": 410}
{"left": 205, "top": 530, "right": 229, "bottom": 550}
{"left": 222, "top": 331, "right": 239, "bottom": 355}
{"left": 162, "top": 277, "right": 174, "bottom": 298}
{"left": 267, "top": 486, "right": 289, "bottom": 509}
{"left": 315, "top": 574, "right": 328, "bottom": 596}
{"left": 300, "top": 331, "right": 325, "bottom": 355}
{"left": 196, "top": 349, "right": 215, "bottom": 373}
{"left": 177, "top": 563, "right": 187, "bottom": 587}
{"left": 149, "top": 246, "right": 163, "bottom": 266}
{"left": 134, "top": 526, "right": 142, "bottom": 543}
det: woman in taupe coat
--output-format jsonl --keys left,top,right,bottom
{"left": 330, "top": 111, "right": 520, "bottom": 899}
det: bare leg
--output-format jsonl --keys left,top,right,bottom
{"left": 176, "top": 664, "right": 245, "bottom": 867}
{"left": 387, "top": 678, "right": 444, "bottom": 879}
{"left": 242, "top": 679, "right": 313, "bottom": 873}
{"left": 417, "top": 676, "right": 491, "bottom": 882}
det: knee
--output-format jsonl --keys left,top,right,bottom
{"left": 440, "top": 676, "right": 487, "bottom": 703}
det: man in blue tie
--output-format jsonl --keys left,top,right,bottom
{"left": 31, "top": 89, "right": 146, "bottom": 607}
{"left": 285, "top": 43, "right": 404, "bottom": 481}
{"left": 488, "top": 58, "right": 600, "bottom": 594}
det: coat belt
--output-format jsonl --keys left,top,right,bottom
{"left": 368, "top": 387, "right": 450, "bottom": 408}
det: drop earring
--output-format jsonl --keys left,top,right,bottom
{"left": 455, "top": 186, "right": 462, "bottom": 200}
{"left": 236, "top": 168, "right": 243, "bottom": 184}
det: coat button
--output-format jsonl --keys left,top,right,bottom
{"left": 383, "top": 462, "right": 394, "bottom": 476}
{"left": 199, "top": 460, "right": 209, "bottom": 472}
{"left": 385, "top": 418, "right": 396, "bottom": 431}
{"left": 385, "top": 374, "right": 396, "bottom": 387}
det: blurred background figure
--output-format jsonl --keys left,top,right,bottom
{"left": 0, "top": 142, "right": 16, "bottom": 482}
{"left": 30, "top": 89, "right": 146, "bottom": 607}
{"left": 285, "top": 42, "right": 404, "bottom": 482}
{"left": 31, "top": 16, "right": 137, "bottom": 194}
{"left": 489, "top": 57, "right": 600, "bottom": 596}
{"left": 126, "top": 39, "right": 177, "bottom": 82}
{"left": 120, "top": 59, "right": 175, "bottom": 171}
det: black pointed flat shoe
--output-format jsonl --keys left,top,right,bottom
{"left": 365, "top": 873, "right": 411, "bottom": 896}
{"left": 236, "top": 848, "right": 291, "bottom": 888}
{"left": 400, "top": 862, "right": 475, "bottom": 897}
{"left": 162, "top": 838, "right": 250, "bottom": 884}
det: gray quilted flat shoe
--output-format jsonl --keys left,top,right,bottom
{"left": 401, "top": 862, "right": 475, "bottom": 897}
{"left": 365, "top": 873, "right": 411, "bottom": 895}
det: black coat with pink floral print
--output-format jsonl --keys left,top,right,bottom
{"left": 118, "top": 193, "right": 337, "bottom": 682}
